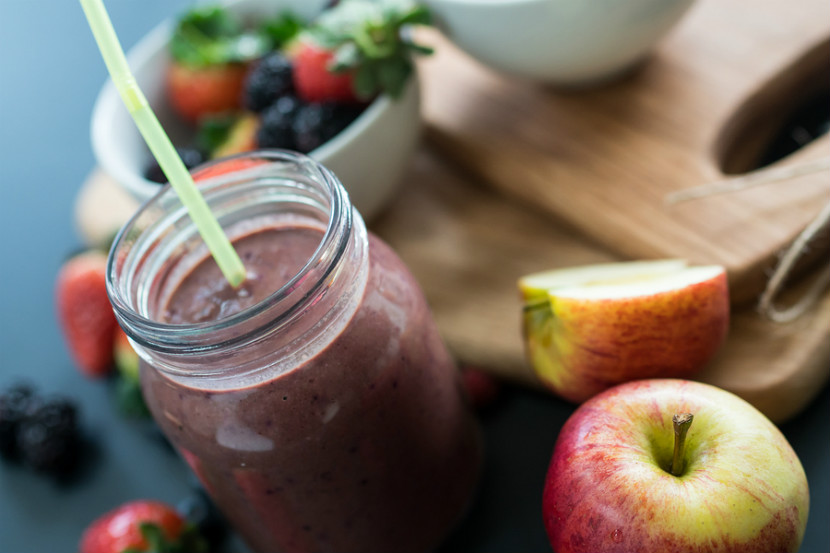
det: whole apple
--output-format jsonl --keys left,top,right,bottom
{"left": 542, "top": 379, "right": 809, "bottom": 553}
{"left": 520, "top": 260, "right": 729, "bottom": 403}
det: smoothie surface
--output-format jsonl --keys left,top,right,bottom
{"left": 162, "top": 226, "right": 323, "bottom": 325}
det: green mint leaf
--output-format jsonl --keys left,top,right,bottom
{"left": 179, "top": 5, "right": 241, "bottom": 38}
{"left": 170, "top": 6, "right": 239, "bottom": 65}
{"left": 170, "top": 5, "right": 270, "bottom": 66}
{"left": 260, "top": 12, "right": 305, "bottom": 48}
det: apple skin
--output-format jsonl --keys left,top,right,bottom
{"left": 542, "top": 379, "right": 809, "bottom": 553}
{"left": 523, "top": 269, "right": 729, "bottom": 403}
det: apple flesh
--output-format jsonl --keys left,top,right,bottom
{"left": 519, "top": 260, "right": 729, "bottom": 403}
{"left": 543, "top": 379, "right": 809, "bottom": 553}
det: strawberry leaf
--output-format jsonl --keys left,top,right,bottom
{"left": 395, "top": 5, "right": 431, "bottom": 25}
{"left": 120, "top": 522, "right": 208, "bottom": 553}
{"left": 331, "top": 42, "right": 362, "bottom": 71}
{"left": 352, "top": 64, "right": 380, "bottom": 100}
{"left": 139, "top": 522, "right": 165, "bottom": 550}
{"left": 307, "top": 0, "right": 434, "bottom": 99}
{"left": 377, "top": 58, "right": 412, "bottom": 98}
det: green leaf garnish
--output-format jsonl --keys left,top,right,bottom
{"left": 259, "top": 12, "right": 305, "bottom": 48}
{"left": 309, "top": 0, "right": 434, "bottom": 100}
{"left": 170, "top": 5, "right": 271, "bottom": 67}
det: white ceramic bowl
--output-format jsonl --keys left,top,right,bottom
{"left": 422, "top": 0, "right": 697, "bottom": 85}
{"left": 91, "top": 0, "right": 421, "bottom": 221}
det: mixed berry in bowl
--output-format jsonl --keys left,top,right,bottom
{"left": 144, "top": 0, "right": 432, "bottom": 184}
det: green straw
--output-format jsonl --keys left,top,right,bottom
{"left": 80, "top": 0, "right": 247, "bottom": 287}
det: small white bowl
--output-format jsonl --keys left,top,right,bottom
{"left": 422, "top": 0, "right": 697, "bottom": 86}
{"left": 91, "top": 0, "right": 421, "bottom": 221}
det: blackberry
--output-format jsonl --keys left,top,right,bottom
{"left": 0, "top": 383, "right": 36, "bottom": 460}
{"left": 256, "top": 96, "right": 301, "bottom": 150}
{"left": 292, "top": 104, "right": 328, "bottom": 154}
{"left": 320, "top": 103, "right": 363, "bottom": 141}
{"left": 17, "top": 398, "right": 79, "bottom": 474}
{"left": 272, "top": 95, "right": 302, "bottom": 118}
{"left": 243, "top": 52, "right": 294, "bottom": 113}
{"left": 293, "top": 103, "right": 363, "bottom": 154}
{"left": 144, "top": 147, "right": 206, "bottom": 184}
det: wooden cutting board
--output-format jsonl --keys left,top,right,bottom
{"left": 417, "top": 0, "right": 830, "bottom": 306}
{"left": 76, "top": 151, "right": 830, "bottom": 423}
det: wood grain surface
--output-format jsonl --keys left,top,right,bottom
{"left": 374, "top": 151, "right": 830, "bottom": 423}
{"left": 78, "top": 151, "right": 830, "bottom": 422}
{"left": 418, "top": 0, "right": 830, "bottom": 306}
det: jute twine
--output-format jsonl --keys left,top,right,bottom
{"left": 665, "top": 157, "right": 830, "bottom": 323}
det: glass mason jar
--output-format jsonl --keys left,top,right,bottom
{"left": 106, "top": 151, "right": 482, "bottom": 553}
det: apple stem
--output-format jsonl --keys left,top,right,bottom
{"left": 670, "top": 413, "right": 694, "bottom": 476}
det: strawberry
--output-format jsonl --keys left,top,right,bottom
{"left": 79, "top": 500, "right": 206, "bottom": 553}
{"left": 56, "top": 251, "right": 118, "bottom": 378}
{"left": 166, "top": 6, "right": 272, "bottom": 123}
{"left": 190, "top": 157, "right": 265, "bottom": 182}
{"left": 292, "top": 41, "right": 359, "bottom": 103}
{"left": 166, "top": 63, "right": 249, "bottom": 124}
{"left": 292, "top": 0, "right": 434, "bottom": 103}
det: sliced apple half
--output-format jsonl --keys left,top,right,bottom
{"left": 519, "top": 260, "right": 730, "bottom": 403}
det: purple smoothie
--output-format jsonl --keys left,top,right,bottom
{"left": 140, "top": 224, "right": 482, "bottom": 553}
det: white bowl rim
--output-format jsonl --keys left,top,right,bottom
{"left": 90, "top": 1, "right": 403, "bottom": 201}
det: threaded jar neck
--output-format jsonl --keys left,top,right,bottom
{"left": 106, "top": 150, "right": 368, "bottom": 384}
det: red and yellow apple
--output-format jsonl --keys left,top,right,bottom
{"left": 519, "top": 260, "right": 729, "bottom": 403}
{"left": 543, "top": 379, "right": 809, "bottom": 553}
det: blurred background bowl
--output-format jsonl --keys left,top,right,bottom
{"left": 422, "top": 0, "right": 697, "bottom": 86}
{"left": 90, "top": 0, "right": 421, "bottom": 221}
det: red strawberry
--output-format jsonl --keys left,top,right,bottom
{"left": 56, "top": 251, "right": 118, "bottom": 378}
{"left": 166, "top": 61, "right": 248, "bottom": 123}
{"left": 190, "top": 157, "right": 265, "bottom": 182}
{"left": 79, "top": 500, "right": 203, "bottom": 553}
{"left": 292, "top": 41, "right": 359, "bottom": 104}
{"left": 290, "top": 2, "right": 433, "bottom": 102}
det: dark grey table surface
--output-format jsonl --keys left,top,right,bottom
{"left": 0, "top": 1, "right": 827, "bottom": 552}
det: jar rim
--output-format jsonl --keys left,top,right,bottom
{"left": 106, "top": 150, "right": 354, "bottom": 354}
